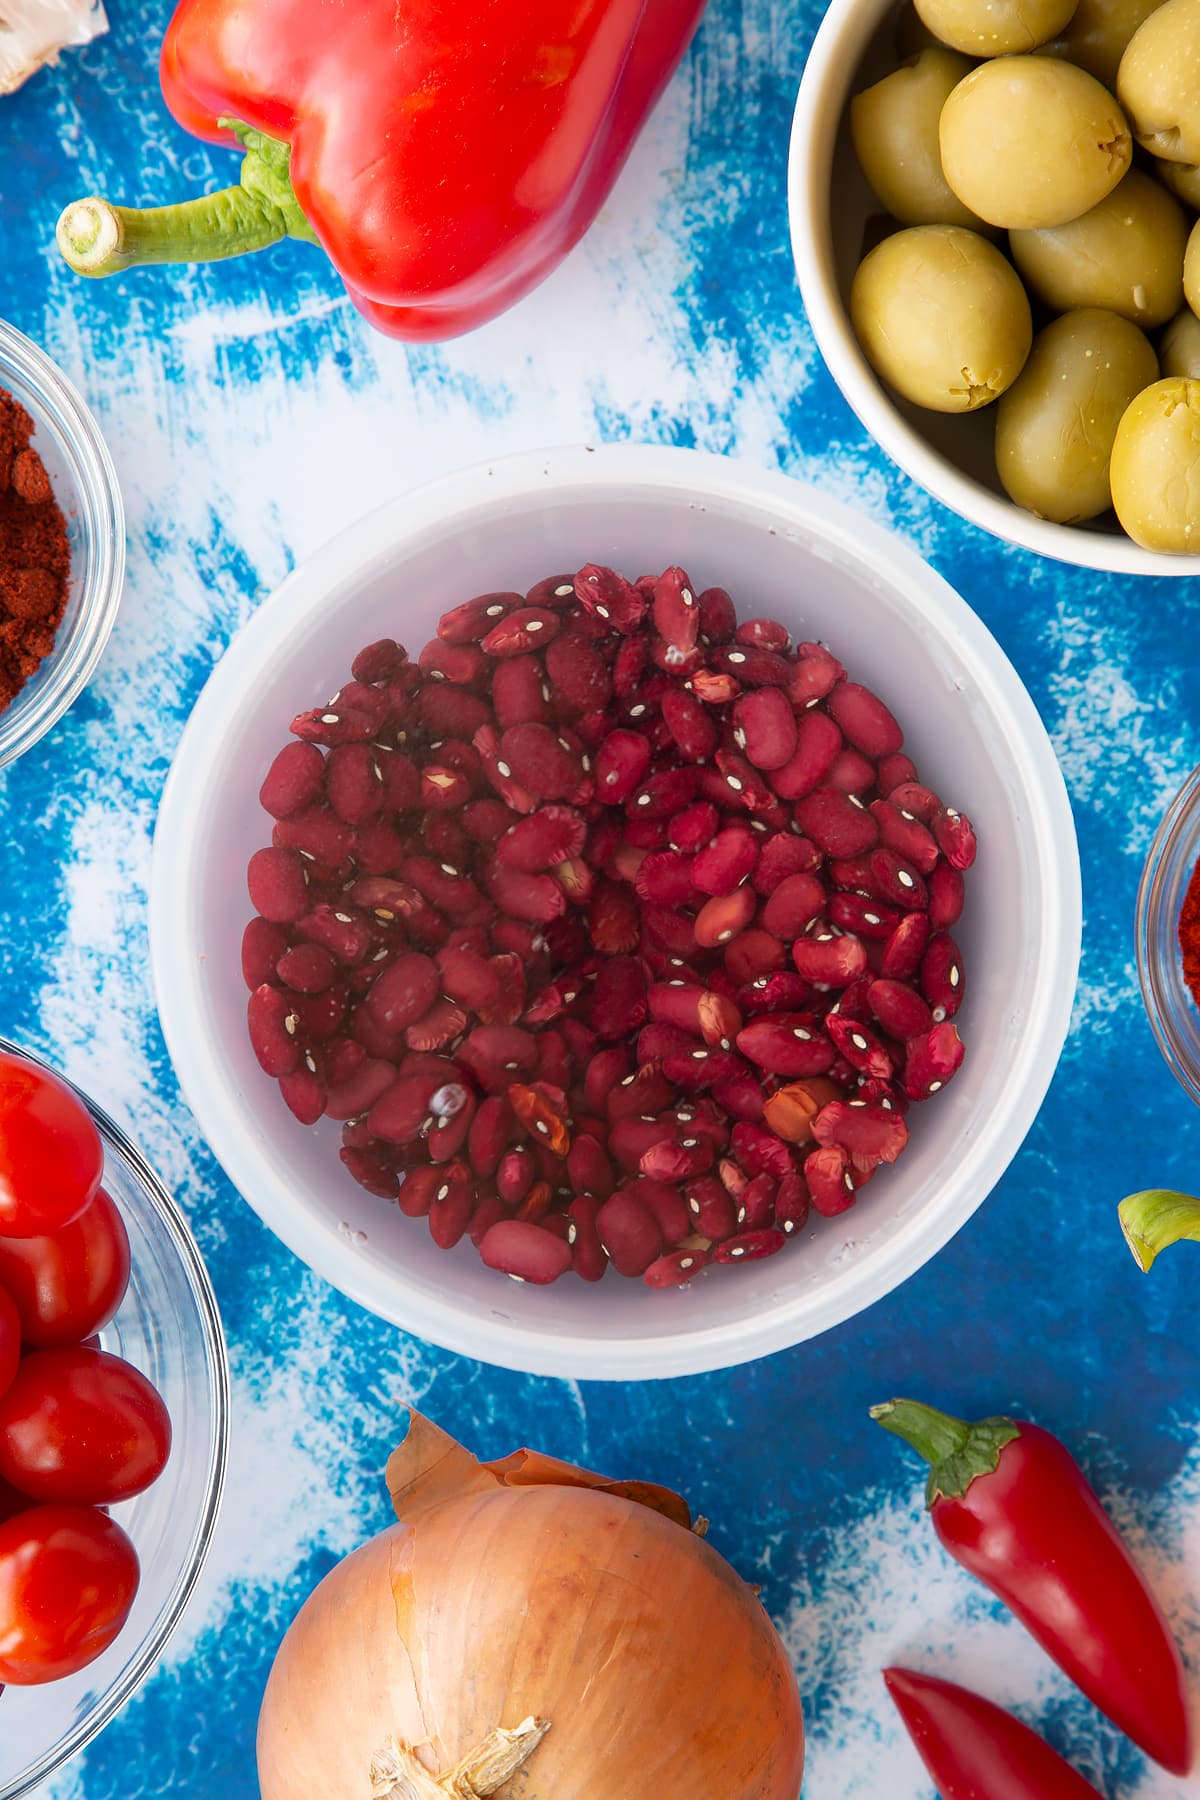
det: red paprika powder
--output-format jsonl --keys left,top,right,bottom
{"left": 0, "top": 388, "right": 70, "bottom": 713}
{"left": 1180, "top": 856, "right": 1200, "bottom": 1008}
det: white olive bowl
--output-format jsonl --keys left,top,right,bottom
{"left": 788, "top": 0, "right": 1200, "bottom": 576}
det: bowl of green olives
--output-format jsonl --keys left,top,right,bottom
{"left": 789, "top": 0, "right": 1200, "bottom": 569}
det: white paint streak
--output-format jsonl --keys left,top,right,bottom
{"left": 1043, "top": 602, "right": 1191, "bottom": 853}
{"left": 162, "top": 1301, "right": 437, "bottom": 1664}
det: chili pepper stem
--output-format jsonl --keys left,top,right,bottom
{"left": 56, "top": 121, "right": 319, "bottom": 278}
{"left": 872, "top": 1399, "right": 970, "bottom": 1464}
{"left": 1118, "top": 1188, "right": 1200, "bottom": 1272}
{"left": 871, "top": 1398, "right": 1019, "bottom": 1505}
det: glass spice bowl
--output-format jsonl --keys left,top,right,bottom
{"left": 1138, "top": 762, "right": 1200, "bottom": 1109}
{"left": 0, "top": 1038, "right": 229, "bottom": 1800}
{"left": 0, "top": 317, "right": 125, "bottom": 769}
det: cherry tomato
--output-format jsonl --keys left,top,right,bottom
{"left": 0, "top": 1054, "right": 103, "bottom": 1238}
{"left": 0, "top": 1503, "right": 139, "bottom": 1683}
{"left": 0, "top": 1348, "right": 171, "bottom": 1505}
{"left": 0, "top": 1288, "right": 18, "bottom": 1401}
{"left": 0, "top": 1474, "right": 31, "bottom": 1526}
{"left": 0, "top": 1188, "right": 131, "bottom": 1347}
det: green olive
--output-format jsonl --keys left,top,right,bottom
{"left": 1110, "top": 376, "right": 1200, "bottom": 548}
{"left": 995, "top": 308, "right": 1158, "bottom": 519}
{"left": 850, "top": 225, "right": 1033, "bottom": 411}
{"left": 1118, "top": 0, "right": 1200, "bottom": 163}
{"left": 1186, "top": 217, "right": 1200, "bottom": 316}
{"left": 1157, "top": 158, "right": 1200, "bottom": 205}
{"left": 896, "top": 1, "right": 949, "bottom": 55}
{"left": 1161, "top": 307, "right": 1200, "bottom": 374}
{"left": 914, "top": 0, "right": 1077, "bottom": 54}
{"left": 940, "top": 58, "right": 1132, "bottom": 228}
{"left": 1038, "top": 0, "right": 1164, "bottom": 87}
{"left": 1009, "top": 168, "right": 1187, "bottom": 325}
{"left": 851, "top": 51, "right": 984, "bottom": 228}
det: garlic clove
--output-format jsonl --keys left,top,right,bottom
{"left": 0, "top": 0, "right": 108, "bottom": 98}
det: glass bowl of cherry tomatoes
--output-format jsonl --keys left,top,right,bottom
{"left": 0, "top": 1039, "right": 229, "bottom": 1798}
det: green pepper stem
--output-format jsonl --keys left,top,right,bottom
{"left": 56, "top": 121, "right": 318, "bottom": 280}
{"left": 871, "top": 1399, "right": 971, "bottom": 1466}
{"left": 871, "top": 1398, "right": 1020, "bottom": 1507}
{"left": 1118, "top": 1189, "right": 1200, "bottom": 1273}
{"left": 56, "top": 187, "right": 287, "bottom": 276}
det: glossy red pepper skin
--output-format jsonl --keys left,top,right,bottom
{"left": 885, "top": 1668, "right": 1104, "bottom": 1800}
{"left": 875, "top": 1401, "right": 1193, "bottom": 1777}
{"left": 158, "top": 0, "right": 707, "bottom": 340}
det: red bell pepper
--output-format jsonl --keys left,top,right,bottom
{"left": 874, "top": 1398, "right": 1193, "bottom": 1776}
{"left": 55, "top": 0, "right": 706, "bottom": 340}
{"left": 885, "top": 1667, "right": 1104, "bottom": 1799}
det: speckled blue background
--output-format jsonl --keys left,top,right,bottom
{"left": 5, "top": 2, "right": 1200, "bottom": 1794}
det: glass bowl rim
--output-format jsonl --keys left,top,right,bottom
{"left": 0, "top": 317, "right": 125, "bottom": 772}
{"left": 0, "top": 1035, "right": 230, "bottom": 1799}
{"left": 1136, "top": 761, "right": 1200, "bottom": 1110}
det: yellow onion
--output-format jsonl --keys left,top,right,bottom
{"left": 257, "top": 1411, "right": 805, "bottom": 1798}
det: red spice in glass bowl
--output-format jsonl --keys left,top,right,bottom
{"left": 1179, "top": 856, "right": 1200, "bottom": 1007}
{"left": 241, "top": 565, "right": 975, "bottom": 1288}
{"left": 0, "top": 389, "right": 69, "bottom": 712}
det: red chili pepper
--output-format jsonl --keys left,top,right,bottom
{"left": 885, "top": 1667, "right": 1104, "bottom": 1799}
{"left": 874, "top": 1398, "right": 1193, "bottom": 1776}
{"left": 55, "top": 0, "right": 706, "bottom": 341}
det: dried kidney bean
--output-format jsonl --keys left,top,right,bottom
{"left": 791, "top": 931, "right": 868, "bottom": 988}
{"left": 737, "top": 1172, "right": 777, "bottom": 1231}
{"left": 826, "top": 680, "right": 903, "bottom": 758}
{"left": 795, "top": 786, "right": 880, "bottom": 858}
{"left": 871, "top": 798, "right": 939, "bottom": 873}
{"left": 827, "top": 747, "right": 876, "bottom": 797}
{"left": 685, "top": 1175, "right": 738, "bottom": 1242}
{"left": 761, "top": 873, "right": 826, "bottom": 940}
{"left": 927, "top": 862, "right": 965, "bottom": 930}
{"left": 868, "top": 978, "right": 933, "bottom": 1041}
{"left": 813, "top": 1099, "right": 909, "bottom": 1171}
{"left": 479, "top": 1219, "right": 573, "bottom": 1282}
{"left": 769, "top": 708, "right": 842, "bottom": 801}
{"left": 340, "top": 1146, "right": 401, "bottom": 1199}
{"left": 245, "top": 562, "right": 974, "bottom": 1285}
{"left": 247, "top": 847, "right": 310, "bottom": 924}
{"left": 804, "top": 1145, "right": 859, "bottom": 1216}
{"left": 877, "top": 751, "right": 918, "bottom": 794}
{"left": 596, "top": 1190, "right": 662, "bottom": 1276}
{"left": 921, "top": 933, "right": 965, "bottom": 1019}
{"left": 248, "top": 986, "right": 302, "bottom": 1077}
{"left": 736, "top": 1014, "right": 836, "bottom": 1079}
{"left": 933, "top": 807, "right": 977, "bottom": 870}
{"left": 260, "top": 741, "right": 326, "bottom": 819}
{"left": 903, "top": 1023, "right": 965, "bottom": 1100}
{"left": 716, "top": 1227, "right": 787, "bottom": 1263}
{"left": 691, "top": 826, "right": 758, "bottom": 896}
{"left": 243, "top": 916, "right": 291, "bottom": 989}
{"left": 643, "top": 1246, "right": 713, "bottom": 1287}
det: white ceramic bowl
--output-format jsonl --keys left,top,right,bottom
{"left": 150, "top": 444, "right": 1080, "bottom": 1380}
{"left": 788, "top": 0, "right": 1200, "bottom": 576}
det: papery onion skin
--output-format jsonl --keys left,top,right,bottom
{"left": 257, "top": 1483, "right": 805, "bottom": 1798}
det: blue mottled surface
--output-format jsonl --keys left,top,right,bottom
{"left": 3, "top": 2, "right": 1200, "bottom": 1794}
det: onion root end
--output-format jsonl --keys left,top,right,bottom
{"left": 370, "top": 1716, "right": 552, "bottom": 1798}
